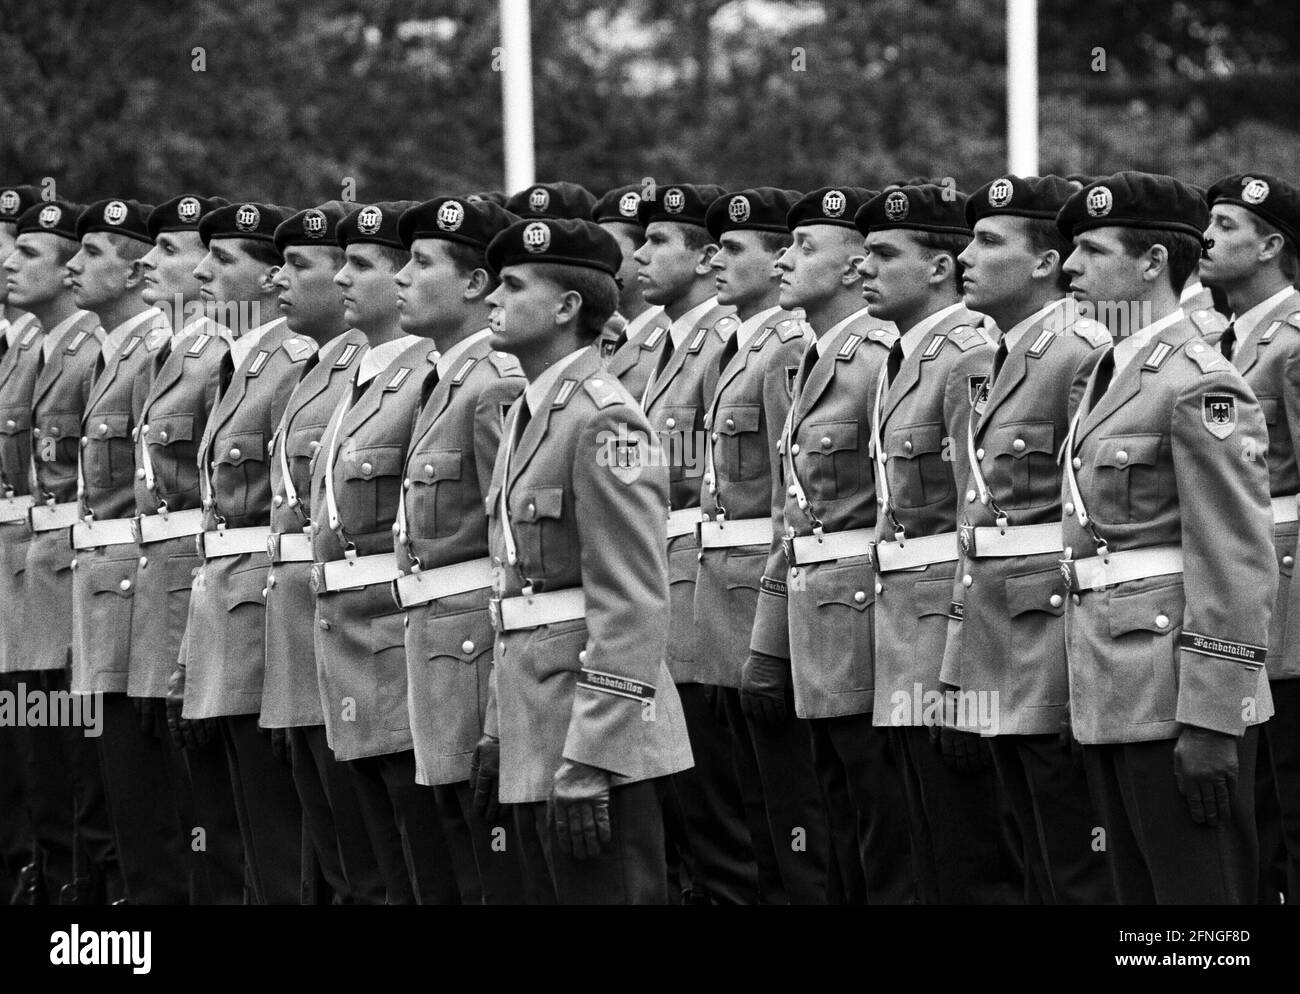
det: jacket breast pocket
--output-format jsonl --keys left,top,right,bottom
{"left": 146, "top": 414, "right": 197, "bottom": 496}
{"left": 341, "top": 444, "right": 405, "bottom": 534}
{"left": 212, "top": 430, "right": 266, "bottom": 518}
{"left": 408, "top": 448, "right": 463, "bottom": 540}
{"left": 1106, "top": 579, "right": 1183, "bottom": 723}
{"left": 36, "top": 411, "right": 81, "bottom": 468}
{"left": 887, "top": 422, "right": 949, "bottom": 509}
{"left": 989, "top": 420, "right": 1055, "bottom": 508}
{"left": 1092, "top": 433, "right": 1164, "bottom": 524}
{"left": 284, "top": 421, "right": 327, "bottom": 496}
{"left": 85, "top": 411, "right": 133, "bottom": 489}
{"left": 656, "top": 405, "right": 698, "bottom": 484}
{"left": 0, "top": 405, "right": 32, "bottom": 482}
{"left": 805, "top": 420, "right": 865, "bottom": 501}
{"left": 509, "top": 485, "right": 569, "bottom": 580}
{"left": 713, "top": 404, "right": 765, "bottom": 483}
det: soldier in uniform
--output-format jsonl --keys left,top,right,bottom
{"left": 471, "top": 216, "right": 693, "bottom": 902}
{"left": 170, "top": 201, "right": 313, "bottom": 904}
{"left": 1058, "top": 172, "right": 1275, "bottom": 903}
{"left": 591, "top": 184, "right": 669, "bottom": 394}
{"left": 1200, "top": 173, "right": 1300, "bottom": 901}
{"left": 748, "top": 186, "right": 913, "bottom": 904}
{"left": 391, "top": 196, "right": 530, "bottom": 904}
{"left": 631, "top": 183, "right": 756, "bottom": 903}
{"left": 855, "top": 184, "right": 1022, "bottom": 904}
{"left": 940, "top": 175, "right": 1112, "bottom": 904}
{"left": 311, "top": 202, "right": 461, "bottom": 905}
{"left": 64, "top": 198, "right": 182, "bottom": 904}
{"left": 504, "top": 181, "right": 597, "bottom": 225}
{"left": 5, "top": 199, "right": 117, "bottom": 904}
{"left": 135, "top": 193, "right": 243, "bottom": 904}
{"left": 260, "top": 203, "right": 382, "bottom": 904}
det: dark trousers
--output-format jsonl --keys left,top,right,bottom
{"left": 519, "top": 778, "right": 669, "bottom": 904}
{"left": 0, "top": 672, "right": 34, "bottom": 898}
{"left": 1083, "top": 728, "right": 1259, "bottom": 904}
{"left": 346, "top": 749, "right": 460, "bottom": 905}
{"left": 182, "top": 727, "right": 246, "bottom": 904}
{"left": 721, "top": 687, "right": 832, "bottom": 904}
{"left": 434, "top": 780, "right": 529, "bottom": 904}
{"left": 810, "top": 714, "right": 915, "bottom": 904}
{"left": 988, "top": 733, "right": 1113, "bottom": 905}
{"left": 893, "top": 725, "right": 1023, "bottom": 904}
{"left": 665, "top": 683, "right": 760, "bottom": 904}
{"left": 290, "top": 723, "right": 386, "bottom": 905}
{"left": 1262, "top": 680, "right": 1300, "bottom": 901}
{"left": 145, "top": 698, "right": 210, "bottom": 904}
{"left": 96, "top": 693, "right": 189, "bottom": 904}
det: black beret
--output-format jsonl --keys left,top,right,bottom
{"left": 337, "top": 201, "right": 418, "bottom": 250}
{"left": 15, "top": 199, "right": 83, "bottom": 242}
{"left": 965, "top": 175, "right": 1077, "bottom": 227}
{"left": 505, "top": 182, "right": 596, "bottom": 221}
{"left": 787, "top": 186, "right": 878, "bottom": 231}
{"left": 465, "top": 191, "right": 507, "bottom": 207}
{"left": 1207, "top": 173, "right": 1300, "bottom": 251}
{"left": 0, "top": 185, "right": 41, "bottom": 224}
{"left": 149, "top": 194, "right": 228, "bottom": 238}
{"left": 1056, "top": 171, "right": 1207, "bottom": 242}
{"left": 855, "top": 184, "right": 971, "bottom": 237}
{"left": 398, "top": 197, "right": 519, "bottom": 251}
{"left": 76, "top": 198, "right": 153, "bottom": 244}
{"left": 637, "top": 183, "right": 726, "bottom": 230}
{"left": 486, "top": 218, "right": 621, "bottom": 277}
{"left": 274, "top": 202, "right": 349, "bottom": 253}
{"left": 200, "top": 202, "right": 289, "bottom": 246}
{"left": 592, "top": 184, "right": 647, "bottom": 226}
{"left": 706, "top": 188, "right": 801, "bottom": 240}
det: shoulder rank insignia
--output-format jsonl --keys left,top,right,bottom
{"left": 581, "top": 377, "right": 622, "bottom": 409}
{"left": 1261, "top": 321, "right": 1281, "bottom": 344}
{"left": 947, "top": 324, "right": 987, "bottom": 352}
{"left": 921, "top": 335, "right": 946, "bottom": 360}
{"left": 333, "top": 342, "right": 362, "bottom": 369}
{"left": 1070, "top": 317, "right": 1112, "bottom": 349}
{"left": 1027, "top": 329, "right": 1055, "bottom": 358}
{"left": 1202, "top": 394, "right": 1236, "bottom": 439}
{"left": 385, "top": 367, "right": 412, "bottom": 391}
{"left": 487, "top": 350, "right": 521, "bottom": 377}
{"left": 642, "top": 325, "right": 667, "bottom": 350}
{"left": 714, "top": 315, "right": 740, "bottom": 342}
{"left": 452, "top": 356, "right": 478, "bottom": 385}
{"left": 246, "top": 350, "right": 271, "bottom": 377}
{"left": 553, "top": 379, "right": 580, "bottom": 407}
{"left": 687, "top": 327, "right": 710, "bottom": 353}
{"left": 282, "top": 337, "right": 315, "bottom": 362}
{"left": 1189, "top": 308, "right": 1226, "bottom": 335}
{"left": 774, "top": 318, "right": 805, "bottom": 342}
{"left": 186, "top": 333, "right": 213, "bottom": 357}
{"left": 866, "top": 326, "right": 898, "bottom": 347}
{"left": 145, "top": 327, "right": 171, "bottom": 351}
{"left": 1286, "top": 311, "right": 1300, "bottom": 331}
{"left": 1141, "top": 342, "right": 1175, "bottom": 371}
{"left": 750, "top": 326, "right": 775, "bottom": 351}
{"left": 65, "top": 330, "right": 90, "bottom": 355}
{"left": 838, "top": 334, "right": 865, "bottom": 360}
{"left": 18, "top": 326, "right": 39, "bottom": 349}
{"left": 118, "top": 336, "right": 142, "bottom": 360}
{"left": 1183, "top": 339, "right": 1228, "bottom": 374}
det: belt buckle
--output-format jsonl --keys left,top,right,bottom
{"left": 958, "top": 523, "right": 975, "bottom": 557}
{"left": 782, "top": 535, "right": 796, "bottom": 567}
{"left": 131, "top": 515, "right": 143, "bottom": 544}
{"left": 195, "top": 533, "right": 205, "bottom": 558}
{"left": 865, "top": 541, "right": 875, "bottom": 567}
{"left": 309, "top": 562, "right": 324, "bottom": 594}
{"left": 1059, "top": 558, "right": 1077, "bottom": 593}
{"left": 266, "top": 533, "right": 280, "bottom": 560}
{"left": 487, "top": 595, "right": 502, "bottom": 630}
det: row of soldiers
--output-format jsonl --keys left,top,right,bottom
{"left": 0, "top": 167, "right": 1295, "bottom": 905}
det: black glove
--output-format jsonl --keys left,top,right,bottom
{"left": 927, "top": 723, "right": 990, "bottom": 774}
{"left": 164, "top": 663, "right": 214, "bottom": 751}
{"left": 1173, "top": 726, "right": 1238, "bottom": 826}
{"left": 1058, "top": 705, "right": 1084, "bottom": 770}
{"left": 132, "top": 696, "right": 158, "bottom": 738}
{"left": 740, "top": 651, "right": 790, "bottom": 725}
{"left": 469, "top": 734, "right": 501, "bottom": 823}
{"left": 549, "top": 759, "right": 613, "bottom": 860}
{"left": 267, "top": 727, "right": 291, "bottom": 767}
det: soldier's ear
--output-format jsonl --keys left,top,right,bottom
{"left": 258, "top": 265, "right": 280, "bottom": 293}
{"left": 1031, "top": 249, "right": 1060, "bottom": 283}
{"left": 928, "top": 250, "right": 955, "bottom": 287}
{"left": 123, "top": 256, "right": 148, "bottom": 290}
{"left": 844, "top": 253, "right": 866, "bottom": 284}
{"left": 693, "top": 243, "right": 719, "bottom": 275}
{"left": 1140, "top": 244, "right": 1168, "bottom": 284}
{"left": 555, "top": 288, "right": 583, "bottom": 326}
{"left": 1258, "top": 231, "right": 1286, "bottom": 264}
{"left": 462, "top": 267, "right": 491, "bottom": 302}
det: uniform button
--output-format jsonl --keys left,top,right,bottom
{"left": 70, "top": 558, "right": 78, "bottom": 570}
{"left": 724, "top": 418, "right": 734, "bottom": 429}
{"left": 403, "top": 616, "right": 409, "bottom": 630}
{"left": 1072, "top": 457, "right": 1082, "bottom": 470}
{"left": 98, "top": 423, "right": 109, "bottom": 436}
{"left": 272, "top": 495, "right": 283, "bottom": 508}
{"left": 787, "top": 484, "right": 798, "bottom": 497}
{"left": 665, "top": 417, "right": 677, "bottom": 429}
{"left": 711, "top": 432, "right": 719, "bottom": 442}
{"left": 1012, "top": 438, "right": 1026, "bottom": 453}
{"left": 80, "top": 436, "right": 88, "bottom": 447}
{"left": 874, "top": 581, "right": 883, "bottom": 594}
{"left": 1115, "top": 450, "right": 1128, "bottom": 465}
{"left": 319, "top": 619, "right": 331, "bottom": 631}
{"left": 903, "top": 440, "right": 913, "bottom": 453}
{"left": 1064, "top": 502, "right": 1074, "bottom": 516}
{"left": 403, "top": 478, "right": 412, "bottom": 489}
{"left": 854, "top": 590, "right": 866, "bottom": 604}
{"left": 786, "top": 526, "right": 796, "bottom": 539}
{"left": 966, "top": 489, "right": 976, "bottom": 503}
{"left": 703, "top": 474, "right": 713, "bottom": 487}
{"left": 32, "top": 428, "right": 41, "bottom": 437}
{"left": 203, "top": 499, "right": 213, "bottom": 511}
{"left": 1049, "top": 594, "right": 1062, "bottom": 608}
{"left": 976, "top": 447, "right": 985, "bottom": 460}
{"left": 1155, "top": 614, "right": 1169, "bottom": 629}
{"left": 135, "top": 468, "right": 145, "bottom": 480}
{"left": 261, "top": 586, "right": 268, "bottom": 598}
{"left": 308, "top": 440, "right": 321, "bottom": 452}
{"left": 1286, "top": 556, "right": 1295, "bottom": 568}
{"left": 50, "top": 426, "right": 60, "bottom": 437}
{"left": 1072, "top": 594, "right": 1081, "bottom": 605}
{"left": 526, "top": 502, "right": 535, "bottom": 514}
{"left": 159, "top": 430, "right": 168, "bottom": 442}
{"left": 462, "top": 640, "right": 475, "bottom": 654}
{"left": 3, "top": 420, "right": 13, "bottom": 430}
{"left": 498, "top": 642, "right": 505, "bottom": 654}
{"left": 962, "top": 574, "right": 973, "bottom": 587}
{"left": 361, "top": 461, "right": 373, "bottom": 475}
{"left": 139, "top": 556, "right": 148, "bottom": 568}
{"left": 423, "top": 464, "right": 434, "bottom": 476}
{"left": 821, "top": 436, "right": 832, "bottom": 448}
{"left": 141, "top": 424, "right": 150, "bottom": 435}
{"left": 229, "top": 447, "right": 241, "bottom": 460}
{"left": 119, "top": 578, "right": 132, "bottom": 592}
{"left": 591, "top": 379, "right": 603, "bottom": 388}
{"left": 790, "top": 443, "right": 800, "bottom": 455}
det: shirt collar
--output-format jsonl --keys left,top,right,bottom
{"left": 42, "top": 310, "right": 98, "bottom": 362}
{"left": 1232, "top": 286, "right": 1296, "bottom": 345}
{"left": 899, "top": 300, "right": 966, "bottom": 359}
{"left": 102, "top": 306, "right": 165, "bottom": 364}
{"left": 735, "top": 305, "right": 783, "bottom": 351}
{"left": 622, "top": 305, "right": 665, "bottom": 341}
{"left": 435, "top": 327, "right": 491, "bottom": 379}
{"left": 996, "top": 298, "right": 1069, "bottom": 355}
{"left": 1113, "top": 308, "right": 1184, "bottom": 377}
{"left": 1179, "top": 279, "right": 1205, "bottom": 305}
{"left": 524, "top": 347, "right": 589, "bottom": 413}
{"left": 229, "top": 315, "right": 286, "bottom": 369}
{"left": 667, "top": 296, "right": 721, "bottom": 350}
{"left": 0, "top": 318, "right": 10, "bottom": 349}
{"left": 357, "top": 334, "right": 423, "bottom": 386}
{"left": 813, "top": 306, "right": 872, "bottom": 355}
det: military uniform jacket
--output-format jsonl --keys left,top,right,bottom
{"left": 397, "top": 331, "right": 525, "bottom": 785}
{"left": 1063, "top": 316, "right": 1275, "bottom": 744}
{"left": 0, "top": 314, "right": 42, "bottom": 674}
{"left": 1183, "top": 284, "right": 1230, "bottom": 339}
{"left": 749, "top": 310, "right": 897, "bottom": 718}
{"left": 310, "top": 338, "right": 437, "bottom": 761}
{"left": 180, "top": 318, "right": 316, "bottom": 718}
{"left": 259, "top": 329, "right": 367, "bottom": 729}
{"left": 127, "top": 318, "right": 231, "bottom": 698}
{"left": 71, "top": 308, "right": 172, "bottom": 694}
{"left": 23, "top": 312, "right": 104, "bottom": 673}
{"left": 642, "top": 300, "right": 735, "bottom": 682}
{"left": 692, "top": 309, "right": 806, "bottom": 687}
{"left": 603, "top": 306, "right": 671, "bottom": 405}
{"left": 483, "top": 349, "right": 693, "bottom": 804}
{"left": 871, "top": 305, "right": 994, "bottom": 727}
{"left": 936, "top": 303, "right": 1108, "bottom": 734}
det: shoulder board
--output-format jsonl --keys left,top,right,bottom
{"left": 865, "top": 326, "right": 899, "bottom": 348}
{"left": 837, "top": 333, "right": 865, "bottom": 361}
{"left": 1286, "top": 311, "right": 1300, "bottom": 331}
{"left": 774, "top": 318, "right": 805, "bottom": 343}
{"left": 186, "top": 333, "right": 213, "bottom": 357}
{"left": 65, "top": 330, "right": 90, "bottom": 355}
{"left": 1188, "top": 308, "right": 1226, "bottom": 335}
{"left": 750, "top": 326, "right": 775, "bottom": 351}
{"left": 581, "top": 376, "right": 622, "bottom": 409}
{"left": 282, "top": 336, "right": 315, "bottom": 362}
{"left": 553, "top": 379, "right": 580, "bottom": 408}
{"left": 246, "top": 350, "right": 271, "bottom": 377}
{"left": 1183, "top": 339, "right": 1229, "bottom": 374}
{"left": 426, "top": 348, "right": 440, "bottom": 366}
{"left": 144, "top": 327, "right": 170, "bottom": 352}
{"left": 713, "top": 315, "right": 740, "bottom": 342}
{"left": 117, "top": 336, "right": 142, "bottom": 360}
{"left": 642, "top": 326, "right": 667, "bottom": 351}
{"left": 687, "top": 327, "right": 709, "bottom": 354}
{"left": 1026, "top": 329, "right": 1055, "bottom": 359}
{"left": 451, "top": 355, "right": 479, "bottom": 385}
{"left": 1070, "top": 316, "right": 1112, "bottom": 349}
{"left": 333, "top": 342, "right": 363, "bottom": 369}
{"left": 18, "top": 327, "right": 39, "bottom": 349}
{"left": 920, "top": 334, "right": 946, "bottom": 360}
{"left": 487, "top": 350, "right": 521, "bottom": 377}
{"left": 946, "top": 324, "right": 987, "bottom": 352}
{"left": 384, "top": 367, "right": 412, "bottom": 392}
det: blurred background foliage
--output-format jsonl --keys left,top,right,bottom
{"left": 2, "top": 0, "right": 1297, "bottom": 205}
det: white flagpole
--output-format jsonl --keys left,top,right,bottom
{"left": 500, "top": 0, "right": 536, "bottom": 193}
{"left": 1006, "top": 0, "right": 1039, "bottom": 175}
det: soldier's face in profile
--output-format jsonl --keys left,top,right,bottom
{"left": 1200, "top": 204, "right": 1266, "bottom": 290}
{"left": 485, "top": 263, "right": 567, "bottom": 355}
{"left": 194, "top": 239, "right": 274, "bottom": 306}
{"left": 776, "top": 225, "right": 860, "bottom": 312}
{"left": 602, "top": 222, "right": 644, "bottom": 306}
{"left": 274, "top": 245, "right": 346, "bottom": 336}
{"left": 959, "top": 216, "right": 1044, "bottom": 314}
{"left": 141, "top": 231, "right": 206, "bottom": 308}
{"left": 633, "top": 221, "right": 708, "bottom": 306}
{"left": 66, "top": 232, "right": 137, "bottom": 312}
{"left": 394, "top": 239, "right": 466, "bottom": 335}
{"left": 333, "top": 243, "right": 402, "bottom": 332}
{"left": 858, "top": 229, "right": 934, "bottom": 321}
{"left": 1062, "top": 228, "right": 1146, "bottom": 311}
{"left": 711, "top": 230, "right": 783, "bottom": 308}
{"left": 3, "top": 233, "right": 71, "bottom": 310}
{"left": 0, "top": 224, "right": 16, "bottom": 305}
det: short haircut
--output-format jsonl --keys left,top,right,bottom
{"left": 911, "top": 230, "right": 970, "bottom": 290}
{"left": 107, "top": 233, "right": 151, "bottom": 263}
{"left": 1242, "top": 212, "right": 1300, "bottom": 283}
{"left": 370, "top": 244, "right": 409, "bottom": 272}
{"left": 679, "top": 224, "right": 715, "bottom": 255}
{"left": 1116, "top": 228, "right": 1202, "bottom": 294}
{"left": 755, "top": 230, "right": 792, "bottom": 254}
{"left": 443, "top": 239, "right": 498, "bottom": 290}
{"left": 1019, "top": 217, "right": 1072, "bottom": 292}
{"left": 52, "top": 239, "right": 79, "bottom": 266}
{"left": 229, "top": 237, "right": 282, "bottom": 268}
{"left": 538, "top": 263, "right": 619, "bottom": 344}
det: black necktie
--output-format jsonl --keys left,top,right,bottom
{"left": 797, "top": 341, "right": 820, "bottom": 391}
{"left": 652, "top": 330, "right": 677, "bottom": 383}
{"left": 885, "top": 340, "right": 904, "bottom": 385}
{"left": 1219, "top": 321, "right": 1237, "bottom": 360}
{"left": 991, "top": 339, "right": 1009, "bottom": 384}
{"left": 1089, "top": 347, "right": 1115, "bottom": 410}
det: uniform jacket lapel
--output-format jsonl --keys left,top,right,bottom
{"left": 1234, "top": 288, "right": 1300, "bottom": 376}
{"left": 1078, "top": 320, "right": 1197, "bottom": 445}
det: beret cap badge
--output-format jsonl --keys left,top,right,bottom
{"left": 177, "top": 197, "right": 201, "bottom": 223}
{"left": 821, "top": 190, "right": 846, "bottom": 218}
{"left": 104, "top": 200, "right": 129, "bottom": 225}
{"left": 357, "top": 206, "right": 383, "bottom": 236}
{"left": 664, "top": 188, "right": 686, "bottom": 214}
{"left": 1085, "top": 186, "right": 1113, "bottom": 218}
{"left": 884, "top": 190, "right": 909, "bottom": 221}
{"left": 618, "top": 192, "right": 640, "bottom": 217}
{"left": 302, "top": 209, "right": 328, "bottom": 238}
{"left": 522, "top": 221, "right": 551, "bottom": 253}
{"left": 528, "top": 187, "right": 550, "bottom": 213}
{"left": 235, "top": 204, "right": 261, "bottom": 231}
{"left": 728, "top": 196, "right": 751, "bottom": 223}
{"left": 1242, "top": 178, "right": 1270, "bottom": 205}
{"left": 987, "top": 179, "right": 1013, "bottom": 209}
{"left": 0, "top": 190, "right": 19, "bottom": 217}
{"left": 38, "top": 204, "right": 62, "bottom": 229}
{"left": 436, "top": 201, "right": 465, "bottom": 232}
